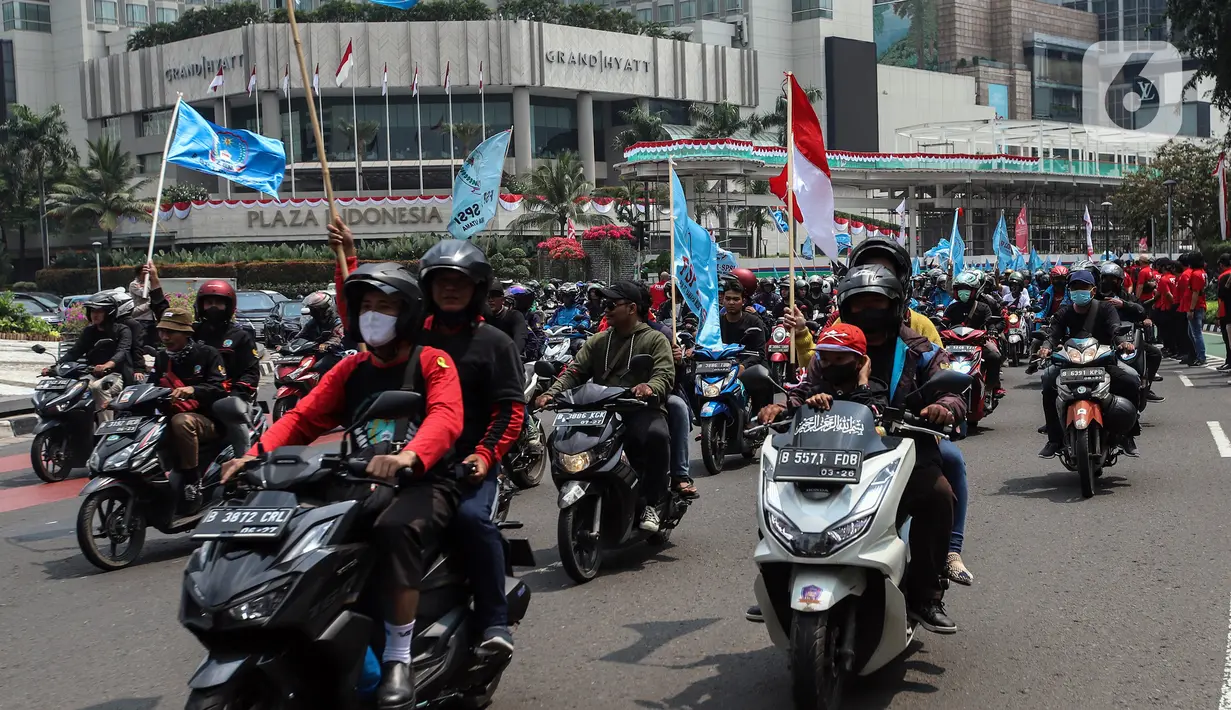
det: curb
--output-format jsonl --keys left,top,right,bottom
{"left": 0, "top": 414, "right": 38, "bottom": 442}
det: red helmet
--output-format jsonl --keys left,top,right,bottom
{"left": 1049, "top": 265, "right": 1069, "bottom": 278}
{"left": 730, "top": 267, "right": 758, "bottom": 296}
{"left": 195, "top": 279, "right": 237, "bottom": 321}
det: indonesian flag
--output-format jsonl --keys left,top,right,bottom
{"left": 1216, "top": 152, "right": 1228, "bottom": 240}
{"left": 479, "top": 61, "right": 484, "bottom": 94}
{"left": 1083, "top": 205, "right": 1095, "bottom": 259}
{"left": 412, "top": 64, "right": 419, "bottom": 97}
{"left": 335, "top": 40, "right": 354, "bottom": 86}
{"left": 893, "top": 199, "right": 907, "bottom": 246}
{"left": 1014, "top": 204, "right": 1029, "bottom": 251}
{"left": 246, "top": 66, "right": 257, "bottom": 97}
{"left": 443, "top": 61, "right": 451, "bottom": 95}
{"left": 567, "top": 218, "right": 576, "bottom": 240}
{"left": 381, "top": 62, "right": 388, "bottom": 97}
{"left": 281, "top": 64, "right": 290, "bottom": 96}
{"left": 769, "top": 74, "right": 837, "bottom": 260}
{"left": 312, "top": 63, "right": 320, "bottom": 95}
{"left": 208, "top": 66, "right": 224, "bottom": 93}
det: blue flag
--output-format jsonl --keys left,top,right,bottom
{"left": 800, "top": 233, "right": 814, "bottom": 260}
{"left": 671, "top": 168, "right": 722, "bottom": 349}
{"left": 716, "top": 247, "right": 739, "bottom": 277}
{"left": 925, "top": 238, "right": 950, "bottom": 261}
{"left": 836, "top": 232, "right": 853, "bottom": 255}
{"left": 1028, "top": 247, "right": 1044, "bottom": 273}
{"left": 912, "top": 256, "right": 922, "bottom": 276}
{"left": 367, "top": 0, "right": 419, "bottom": 7}
{"left": 447, "top": 129, "right": 511, "bottom": 239}
{"left": 949, "top": 210, "right": 966, "bottom": 275}
{"left": 770, "top": 208, "right": 789, "bottom": 233}
{"left": 992, "top": 213, "right": 1012, "bottom": 270}
{"left": 166, "top": 100, "right": 285, "bottom": 195}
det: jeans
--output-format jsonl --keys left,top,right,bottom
{"left": 451, "top": 470, "right": 508, "bottom": 629}
{"left": 666, "top": 395, "right": 692, "bottom": 481}
{"left": 938, "top": 438, "right": 967, "bottom": 554}
{"left": 1189, "top": 310, "right": 1207, "bottom": 360}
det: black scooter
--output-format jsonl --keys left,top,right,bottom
{"left": 540, "top": 356, "right": 692, "bottom": 584}
{"left": 180, "top": 390, "right": 535, "bottom": 710}
{"left": 29, "top": 340, "right": 114, "bottom": 482}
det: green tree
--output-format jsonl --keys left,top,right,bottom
{"left": 337, "top": 117, "right": 381, "bottom": 190}
{"left": 0, "top": 104, "right": 78, "bottom": 277}
{"left": 1113, "top": 139, "right": 1221, "bottom": 251}
{"left": 508, "top": 151, "right": 610, "bottom": 236}
{"left": 442, "top": 121, "right": 484, "bottom": 154}
{"left": 756, "top": 85, "right": 823, "bottom": 146}
{"left": 611, "top": 105, "right": 670, "bottom": 153}
{"left": 46, "top": 137, "right": 153, "bottom": 249}
{"left": 1168, "top": 0, "right": 1231, "bottom": 141}
{"left": 160, "top": 183, "right": 210, "bottom": 204}
{"left": 689, "top": 101, "right": 763, "bottom": 139}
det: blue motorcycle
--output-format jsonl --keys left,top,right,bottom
{"left": 693, "top": 343, "right": 766, "bottom": 476}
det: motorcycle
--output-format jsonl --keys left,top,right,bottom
{"left": 751, "top": 370, "right": 972, "bottom": 710}
{"left": 1005, "top": 310, "right": 1031, "bottom": 367}
{"left": 938, "top": 324, "right": 996, "bottom": 427}
{"left": 179, "top": 390, "right": 534, "bottom": 710}
{"left": 272, "top": 338, "right": 350, "bottom": 421}
{"left": 540, "top": 357, "right": 692, "bottom": 584}
{"left": 75, "top": 386, "right": 255, "bottom": 570}
{"left": 502, "top": 362, "right": 549, "bottom": 489}
{"left": 29, "top": 340, "right": 115, "bottom": 483}
{"left": 542, "top": 325, "right": 585, "bottom": 370}
{"left": 768, "top": 320, "right": 793, "bottom": 385}
{"left": 1051, "top": 336, "right": 1139, "bottom": 498}
{"left": 693, "top": 337, "right": 773, "bottom": 476}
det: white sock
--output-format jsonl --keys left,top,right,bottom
{"left": 383, "top": 621, "right": 414, "bottom": 664}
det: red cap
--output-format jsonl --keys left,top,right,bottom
{"left": 815, "top": 324, "right": 867, "bottom": 357}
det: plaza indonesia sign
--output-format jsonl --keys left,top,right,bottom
{"left": 544, "top": 50, "right": 650, "bottom": 73}
{"left": 165, "top": 54, "right": 246, "bottom": 83}
{"left": 246, "top": 205, "right": 446, "bottom": 230}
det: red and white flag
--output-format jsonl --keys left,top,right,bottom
{"left": 246, "top": 66, "right": 257, "bottom": 97}
{"left": 566, "top": 218, "right": 576, "bottom": 240}
{"left": 1014, "top": 204, "right": 1029, "bottom": 252}
{"left": 769, "top": 74, "right": 836, "bottom": 260}
{"left": 312, "top": 63, "right": 320, "bottom": 95}
{"left": 443, "top": 61, "right": 451, "bottom": 95}
{"left": 1215, "top": 153, "right": 1228, "bottom": 240}
{"left": 478, "top": 61, "right": 484, "bottom": 94}
{"left": 893, "top": 199, "right": 907, "bottom": 246}
{"left": 412, "top": 64, "right": 419, "bottom": 97}
{"left": 208, "top": 66, "right": 224, "bottom": 93}
{"left": 281, "top": 64, "right": 290, "bottom": 96}
{"left": 1083, "top": 205, "right": 1095, "bottom": 259}
{"left": 381, "top": 62, "right": 388, "bottom": 97}
{"left": 335, "top": 40, "right": 354, "bottom": 86}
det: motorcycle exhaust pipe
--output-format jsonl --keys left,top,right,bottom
{"left": 1065, "top": 400, "right": 1103, "bottom": 431}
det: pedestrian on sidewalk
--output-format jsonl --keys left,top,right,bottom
{"left": 1216, "top": 253, "right": 1231, "bottom": 373}
{"left": 1185, "top": 252, "right": 1208, "bottom": 367}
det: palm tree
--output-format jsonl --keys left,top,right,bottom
{"left": 756, "top": 85, "right": 824, "bottom": 146}
{"left": 592, "top": 179, "right": 668, "bottom": 226}
{"left": 442, "top": 122, "right": 484, "bottom": 154}
{"left": 734, "top": 179, "right": 773, "bottom": 257}
{"left": 46, "top": 137, "right": 152, "bottom": 248}
{"left": 612, "top": 105, "right": 670, "bottom": 152}
{"left": 689, "top": 102, "right": 763, "bottom": 139}
{"left": 0, "top": 104, "right": 77, "bottom": 274}
{"left": 337, "top": 117, "right": 381, "bottom": 190}
{"left": 508, "top": 151, "right": 611, "bottom": 237}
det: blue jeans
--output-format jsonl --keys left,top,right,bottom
{"left": 1189, "top": 310, "right": 1207, "bottom": 360}
{"left": 666, "top": 395, "right": 692, "bottom": 481}
{"left": 452, "top": 469, "right": 507, "bottom": 629}
{"left": 938, "top": 438, "right": 967, "bottom": 554}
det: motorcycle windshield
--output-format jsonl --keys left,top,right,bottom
{"left": 111, "top": 384, "right": 172, "bottom": 411}
{"left": 785, "top": 400, "right": 890, "bottom": 458}
{"left": 695, "top": 344, "right": 744, "bottom": 360}
{"left": 555, "top": 383, "right": 627, "bottom": 408}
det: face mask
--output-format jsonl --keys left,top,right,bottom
{"left": 1070, "top": 290, "right": 1094, "bottom": 306}
{"left": 845, "top": 307, "right": 898, "bottom": 337}
{"left": 957, "top": 290, "right": 971, "bottom": 303}
{"left": 821, "top": 362, "right": 861, "bottom": 387}
{"left": 201, "top": 306, "right": 227, "bottom": 321}
{"left": 359, "top": 311, "right": 398, "bottom": 347}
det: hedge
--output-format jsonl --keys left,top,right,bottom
{"left": 34, "top": 260, "right": 419, "bottom": 295}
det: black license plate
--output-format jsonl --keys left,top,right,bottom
{"left": 695, "top": 360, "right": 735, "bottom": 375}
{"left": 554, "top": 410, "right": 607, "bottom": 428}
{"left": 36, "top": 378, "right": 72, "bottom": 391}
{"left": 768, "top": 344, "right": 790, "bottom": 353}
{"left": 1059, "top": 368, "right": 1106, "bottom": 383}
{"left": 773, "top": 448, "right": 862, "bottom": 484}
{"left": 946, "top": 344, "right": 978, "bottom": 353}
{"left": 95, "top": 418, "right": 142, "bottom": 435}
{"left": 192, "top": 506, "right": 296, "bottom": 540}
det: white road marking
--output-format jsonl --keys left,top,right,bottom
{"left": 1218, "top": 593, "right": 1231, "bottom": 709}
{"left": 1208, "top": 422, "right": 1231, "bottom": 459}
{"left": 1179, "top": 374, "right": 1194, "bottom": 387}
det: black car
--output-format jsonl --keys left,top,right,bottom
{"left": 262, "top": 299, "right": 307, "bottom": 347}
{"left": 234, "top": 290, "right": 278, "bottom": 342}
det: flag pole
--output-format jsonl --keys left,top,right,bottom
{"left": 221, "top": 94, "right": 231, "bottom": 199}
{"left": 142, "top": 95, "right": 185, "bottom": 297}
{"left": 351, "top": 42, "right": 360, "bottom": 197}
{"left": 668, "top": 159, "right": 678, "bottom": 346}
{"left": 286, "top": 0, "right": 346, "bottom": 280}
{"left": 480, "top": 62, "right": 486, "bottom": 141}
{"left": 385, "top": 68, "right": 392, "bottom": 197}
{"left": 447, "top": 74, "right": 456, "bottom": 183}
{"left": 785, "top": 72, "right": 797, "bottom": 368}
{"left": 286, "top": 69, "right": 297, "bottom": 198}
{"left": 415, "top": 67, "right": 424, "bottom": 195}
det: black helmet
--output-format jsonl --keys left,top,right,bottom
{"left": 849, "top": 238, "right": 912, "bottom": 282}
{"left": 85, "top": 291, "right": 122, "bottom": 321}
{"left": 836, "top": 264, "right": 906, "bottom": 331}
{"left": 418, "top": 239, "right": 493, "bottom": 315}
{"left": 807, "top": 274, "right": 825, "bottom": 292}
{"left": 342, "top": 262, "right": 425, "bottom": 345}
{"left": 795, "top": 277, "right": 807, "bottom": 292}
{"left": 1006, "top": 271, "right": 1026, "bottom": 288}
{"left": 1098, "top": 261, "right": 1125, "bottom": 294}
{"left": 303, "top": 291, "right": 336, "bottom": 322}
{"left": 758, "top": 277, "right": 774, "bottom": 291}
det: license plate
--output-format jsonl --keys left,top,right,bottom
{"left": 95, "top": 418, "right": 142, "bottom": 435}
{"left": 1060, "top": 368, "right": 1106, "bottom": 383}
{"left": 695, "top": 360, "right": 734, "bottom": 375}
{"left": 36, "top": 378, "right": 72, "bottom": 391}
{"left": 554, "top": 410, "right": 607, "bottom": 428}
{"left": 946, "top": 344, "right": 978, "bottom": 353}
{"left": 192, "top": 506, "right": 296, "bottom": 540}
{"left": 773, "top": 448, "right": 862, "bottom": 484}
{"left": 768, "top": 344, "right": 790, "bottom": 353}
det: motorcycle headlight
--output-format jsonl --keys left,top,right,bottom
{"left": 280, "top": 519, "right": 335, "bottom": 563}
{"left": 556, "top": 437, "right": 615, "bottom": 473}
{"left": 702, "top": 382, "right": 721, "bottom": 398}
{"left": 48, "top": 381, "right": 87, "bottom": 413}
{"left": 949, "top": 360, "right": 973, "bottom": 374}
{"left": 765, "top": 458, "right": 901, "bottom": 558}
{"left": 1008, "top": 314, "right": 1020, "bottom": 325}
{"left": 88, "top": 449, "right": 101, "bottom": 472}
{"left": 721, "top": 368, "right": 739, "bottom": 388}
{"left": 225, "top": 578, "right": 293, "bottom": 624}
{"left": 103, "top": 443, "right": 137, "bottom": 471}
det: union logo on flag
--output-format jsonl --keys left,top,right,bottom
{"left": 208, "top": 130, "right": 250, "bottom": 174}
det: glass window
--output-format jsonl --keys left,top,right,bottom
{"left": 636, "top": 6, "right": 651, "bottom": 21}
{"left": 791, "top": 0, "right": 832, "bottom": 21}
{"left": 657, "top": 2, "right": 674, "bottom": 22}
{"left": 125, "top": 3, "right": 147, "bottom": 25}
{"left": 137, "top": 153, "right": 161, "bottom": 175}
{"left": 154, "top": 6, "right": 175, "bottom": 21}
{"left": 532, "top": 99, "right": 577, "bottom": 158}
{"left": 101, "top": 117, "right": 122, "bottom": 143}
{"left": 95, "top": 0, "right": 117, "bottom": 23}
{"left": 678, "top": 0, "right": 694, "bottom": 19}
{"left": 3, "top": 2, "right": 51, "bottom": 32}
{"left": 0, "top": 40, "right": 14, "bottom": 120}
{"left": 702, "top": 0, "right": 717, "bottom": 15}
{"left": 725, "top": 0, "right": 741, "bottom": 11}
{"left": 140, "top": 109, "right": 171, "bottom": 137}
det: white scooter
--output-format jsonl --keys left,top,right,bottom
{"left": 750, "top": 370, "right": 970, "bottom": 710}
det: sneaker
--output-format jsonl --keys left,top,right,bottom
{"left": 1122, "top": 436, "right": 1139, "bottom": 457}
{"left": 1153, "top": 374, "right": 1164, "bottom": 382}
{"left": 1145, "top": 391, "right": 1165, "bottom": 403}
{"left": 745, "top": 605, "right": 764, "bottom": 623}
{"left": 1218, "top": 362, "right": 1231, "bottom": 371}
{"left": 1037, "top": 424, "right": 1047, "bottom": 434}
{"left": 639, "top": 505, "right": 661, "bottom": 533}
{"left": 1191, "top": 359, "right": 1207, "bottom": 367}
{"left": 946, "top": 552, "right": 973, "bottom": 586}
{"left": 1038, "top": 440, "right": 1062, "bottom": 458}
{"left": 909, "top": 600, "right": 957, "bottom": 634}
{"left": 1024, "top": 361, "right": 1039, "bottom": 375}
{"left": 477, "top": 626, "right": 514, "bottom": 657}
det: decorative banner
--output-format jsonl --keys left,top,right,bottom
{"left": 1014, "top": 204, "right": 1029, "bottom": 252}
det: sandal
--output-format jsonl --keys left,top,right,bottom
{"left": 673, "top": 479, "right": 699, "bottom": 499}
{"left": 946, "top": 552, "right": 973, "bottom": 586}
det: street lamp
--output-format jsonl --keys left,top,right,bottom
{"left": 92, "top": 241, "right": 102, "bottom": 292}
{"left": 1163, "top": 179, "right": 1178, "bottom": 258}
{"left": 1100, "top": 201, "right": 1113, "bottom": 258}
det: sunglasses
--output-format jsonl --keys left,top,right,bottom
{"left": 603, "top": 299, "right": 631, "bottom": 311}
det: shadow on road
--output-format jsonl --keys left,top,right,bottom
{"left": 40, "top": 535, "right": 197, "bottom": 580}
{"left": 76, "top": 699, "right": 161, "bottom": 710}
{"left": 518, "top": 544, "right": 683, "bottom": 595}
{"left": 994, "top": 470, "right": 1130, "bottom": 503}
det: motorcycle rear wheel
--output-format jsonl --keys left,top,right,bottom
{"left": 700, "top": 418, "right": 726, "bottom": 476}
{"left": 31, "top": 429, "right": 71, "bottom": 483}
{"left": 1073, "top": 428, "right": 1095, "bottom": 499}
{"left": 76, "top": 487, "right": 146, "bottom": 571}
{"left": 558, "top": 498, "right": 601, "bottom": 584}
{"left": 1010, "top": 347, "right": 1020, "bottom": 368}
{"left": 272, "top": 396, "right": 297, "bottom": 422}
{"left": 508, "top": 421, "right": 546, "bottom": 489}
{"left": 789, "top": 609, "right": 847, "bottom": 710}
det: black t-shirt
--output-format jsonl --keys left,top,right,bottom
{"left": 423, "top": 322, "right": 525, "bottom": 458}
{"left": 1047, "top": 301, "right": 1124, "bottom": 349}
{"left": 943, "top": 300, "right": 991, "bottom": 328}
{"left": 867, "top": 338, "right": 895, "bottom": 391}
{"left": 719, "top": 311, "right": 767, "bottom": 366}
{"left": 487, "top": 306, "right": 528, "bottom": 355}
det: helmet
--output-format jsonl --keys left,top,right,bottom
{"left": 954, "top": 269, "right": 982, "bottom": 291}
{"left": 758, "top": 277, "right": 774, "bottom": 292}
{"left": 778, "top": 276, "right": 792, "bottom": 289}
{"left": 1049, "top": 265, "right": 1070, "bottom": 278}
{"left": 195, "top": 279, "right": 237, "bottom": 322}
{"left": 304, "top": 291, "right": 336, "bottom": 322}
{"left": 1071, "top": 259, "right": 1095, "bottom": 274}
{"left": 342, "top": 262, "right": 425, "bottom": 345}
{"left": 807, "top": 275, "right": 825, "bottom": 292}
{"left": 836, "top": 264, "right": 907, "bottom": 328}
{"left": 508, "top": 284, "right": 534, "bottom": 311}
{"left": 113, "top": 291, "right": 135, "bottom": 319}
{"left": 586, "top": 283, "right": 603, "bottom": 300}
{"left": 542, "top": 282, "right": 557, "bottom": 295}
{"left": 795, "top": 278, "right": 807, "bottom": 292}
{"left": 84, "top": 291, "right": 122, "bottom": 321}
{"left": 557, "top": 282, "right": 579, "bottom": 301}
{"left": 849, "top": 237, "right": 911, "bottom": 282}
{"left": 730, "top": 267, "right": 758, "bottom": 296}
{"left": 418, "top": 239, "right": 493, "bottom": 315}
{"left": 1007, "top": 271, "right": 1026, "bottom": 288}
{"left": 1098, "top": 262, "right": 1125, "bottom": 293}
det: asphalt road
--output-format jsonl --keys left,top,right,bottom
{"left": 2, "top": 356, "right": 1231, "bottom": 710}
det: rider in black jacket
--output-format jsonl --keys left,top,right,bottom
{"left": 1097, "top": 261, "right": 1163, "bottom": 403}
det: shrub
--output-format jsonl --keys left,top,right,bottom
{"left": 12, "top": 281, "right": 37, "bottom": 291}
{"left": 0, "top": 292, "right": 58, "bottom": 335}
{"left": 582, "top": 224, "right": 634, "bottom": 241}
{"left": 538, "top": 237, "right": 586, "bottom": 260}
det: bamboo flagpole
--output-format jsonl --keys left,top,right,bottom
{"left": 785, "top": 72, "right": 797, "bottom": 368}
{"left": 282, "top": 64, "right": 297, "bottom": 198}
{"left": 668, "top": 159, "right": 678, "bottom": 346}
{"left": 142, "top": 95, "right": 185, "bottom": 297}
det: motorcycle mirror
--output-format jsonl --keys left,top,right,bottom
{"left": 628, "top": 353, "right": 655, "bottom": 377}
{"left": 354, "top": 390, "right": 424, "bottom": 424}
{"left": 91, "top": 338, "right": 115, "bottom": 351}
{"left": 740, "top": 327, "right": 763, "bottom": 345}
{"left": 30, "top": 344, "right": 45, "bottom": 354}
{"left": 533, "top": 360, "right": 561, "bottom": 379}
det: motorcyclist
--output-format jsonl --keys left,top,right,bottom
{"left": 649, "top": 271, "right": 671, "bottom": 313}
{"left": 223, "top": 260, "right": 464, "bottom": 710}
{"left": 1032, "top": 269, "right": 1048, "bottom": 298}
{"left": 508, "top": 284, "right": 545, "bottom": 361}
{"left": 128, "top": 264, "right": 160, "bottom": 347}
{"left": 545, "top": 282, "right": 590, "bottom": 330}
{"left": 150, "top": 308, "right": 227, "bottom": 513}
{"left": 584, "top": 283, "right": 605, "bottom": 323}
{"left": 944, "top": 269, "right": 1004, "bottom": 398}
{"left": 297, "top": 291, "right": 346, "bottom": 368}
{"left": 1004, "top": 271, "right": 1031, "bottom": 310}
{"left": 929, "top": 271, "right": 954, "bottom": 309}
{"left": 648, "top": 312, "right": 700, "bottom": 500}
{"left": 49, "top": 290, "right": 132, "bottom": 413}
{"left": 113, "top": 291, "right": 149, "bottom": 383}
{"left": 535, "top": 279, "right": 675, "bottom": 532}
{"left": 753, "top": 277, "right": 785, "bottom": 318}
{"left": 1098, "top": 261, "right": 1163, "bottom": 403}
{"left": 806, "top": 274, "right": 831, "bottom": 314}
{"left": 1037, "top": 269, "right": 1141, "bottom": 458}
{"left": 718, "top": 278, "right": 772, "bottom": 414}
{"left": 487, "top": 284, "right": 528, "bottom": 356}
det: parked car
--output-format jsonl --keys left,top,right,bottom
{"left": 234, "top": 290, "right": 278, "bottom": 341}
{"left": 20, "top": 292, "right": 61, "bottom": 311}
{"left": 262, "top": 290, "right": 290, "bottom": 304}
{"left": 262, "top": 299, "right": 307, "bottom": 347}
{"left": 4, "top": 292, "right": 63, "bottom": 327}
{"left": 60, "top": 294, "right": 92, "bottom": 314}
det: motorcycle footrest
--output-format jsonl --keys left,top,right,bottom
{"left": 496, "top": 520, "right": 524, "bottom": 530}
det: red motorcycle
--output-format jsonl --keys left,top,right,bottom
{"left": 938, "top": 324, "right": 997, "bottom": 427}
{"left": 768, "top": 320, "right": 793, "bottom": 384}
{"left": 271, "top": 338, "right": 348, "bottom": 420}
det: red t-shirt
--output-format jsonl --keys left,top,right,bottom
{"left": 1189, "top": 268, "right": 1208, "bottom": 312}
{"left": 1218, "top": 268, "right": 1231, "bottom": 318}
{"left": 1176, "top": 268, "right": 1193, "bottom": 312}
{"left": 649, "top": 281, "right": 669, "bottom": 311}
{"left": 1157, "top": 274, "right": 1175, "bottom": 309}
{"left": 1136, "top": 267, "right": 1156, "bottom": 293}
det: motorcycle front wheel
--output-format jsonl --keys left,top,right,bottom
{"left": 185, "top": 678, "right": 288, "bottom": 710}
{"left": 31, "top": 429, "right": 71, "bottom": 483}
{"left": 507, "top": 420, "right": 546, "bottom": 489}
{"left": 558, "top": 497, "right": 601, "bottom": 584}
{"left": 1010, "top": 345, "right": 1020, "bottom": 367}
{"left": 272, "top": 396, "right": 297, "bottom": 422}
{"left": 1073, "top": 427, "right": 1095, "bottom": 499}
{"left": 700, "top": 418, "right": 727, "bottom": 476}
{"left": 789, "top": 609, "right": 847, "bottom": 710}
{"left": 76, "top": 487, "right": 146, "bottom": 571}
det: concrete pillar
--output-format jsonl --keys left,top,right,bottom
{"left": 260, "top": 90, "right": 281, "bottom": 139}
{"left": 513, "top": 86, "right": 532, "bottom": 175}
{"left": 577, "top": 91, "right": 595, "bottom": 183}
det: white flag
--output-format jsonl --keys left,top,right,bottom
{"left": 478, "top": 61, "right": 484, "bottom": 95}
{"left": 312, "top": 64, "right": 320, "bottom": 95}
{"left": 246, "top": 66, "right": 257, "bottom": 97}
{"left": 280, "top": 64, "right": 290, "bottom": 96}
{"left": 381, "top": 62, "right": 388, "bottom": 97}
{"left": 412, "top": 65, "right": 419, "bottom": 97}
{"left": 443, "top": 61, "right": 451, "bottom": 95}
{"left": 894, "top": 198, "right": 908, "bottom": 246}
{"left": 208, "top": 66, "right": 224, "bottom": 93}
{"left": 1083, "top": 205, "right": 1094, "bottom": 259}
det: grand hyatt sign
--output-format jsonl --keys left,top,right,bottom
{"left": 545, "top": 50, "right": 650, "bottom": 73}
{"left": 247, "top": 205, "right": 446, "bottom": 230}
{"left": 165, "top": 54, "right": 246, "bottom": 83}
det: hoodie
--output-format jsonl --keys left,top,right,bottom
{"left": 544, "top": 320, "right": 675, "bottom": 411}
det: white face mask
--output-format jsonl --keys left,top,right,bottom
{"left": 359, "top": 311, "right": 398, "bottom": 347}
